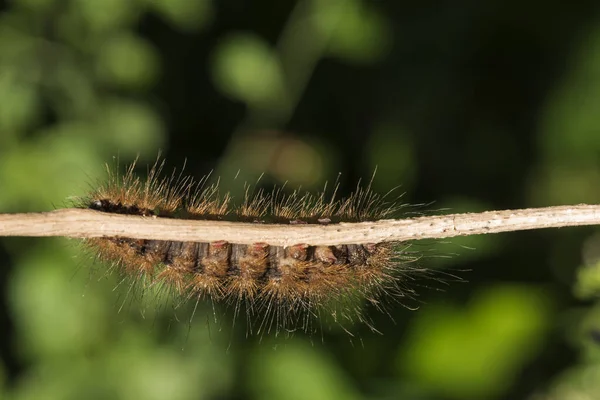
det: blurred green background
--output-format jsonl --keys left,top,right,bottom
{"left": 1, "top": 0, "right": 600, "bottom": 399}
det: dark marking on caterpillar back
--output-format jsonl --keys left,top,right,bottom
{"left": 91, "top": 236, "right": 387, "bottom": 299}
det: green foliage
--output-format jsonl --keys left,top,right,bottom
{"left": 249, "top": 342, "right": 361, "bottom": 400}
{"left": 211, "top": 34, "right": 287, "bottom": 109}
{"left": 399, "top": 285, "right": 552, "bottom": 399}
{"left": 312, "top": 0, "right": 392, "bottom": 63}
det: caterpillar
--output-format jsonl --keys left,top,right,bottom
{"left": 2, "top": 159, "right": 597, "bottom": 336}
{"left": 77, "top": 157, "right": 430, "bottom": 336}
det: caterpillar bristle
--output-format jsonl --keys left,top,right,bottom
{"left": 78, "top": 157, "right": 433, "bottom": 336}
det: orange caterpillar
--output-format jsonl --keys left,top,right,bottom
{"left": 79, "top": 158, "right": 425, "bottom": 335}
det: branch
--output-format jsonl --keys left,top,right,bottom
{"left": 0, "top": 205, "right": 598, "bottom": 246}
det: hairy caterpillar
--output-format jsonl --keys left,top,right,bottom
{"left": 77, "top": 157, "right": 431, "bottom": 336}
{"left": 1, "top": 159, "right": 598, "bottom": 336}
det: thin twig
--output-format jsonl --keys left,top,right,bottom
{"left": 0, "top": 205, "right": 598, "bottom": 246}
